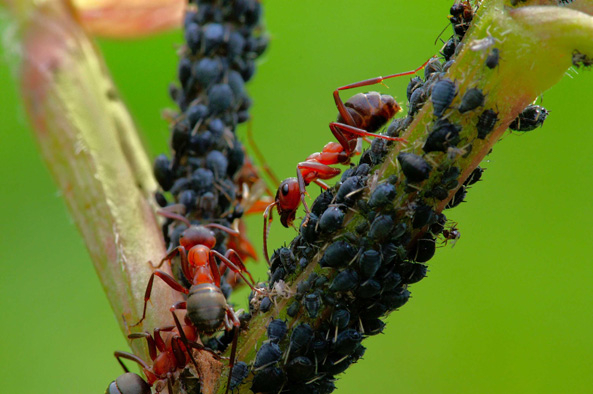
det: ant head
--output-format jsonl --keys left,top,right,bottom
{"left": 180, "top": 226, "right": 216, "bottom": 250}
{"left": 275, "top": 178, "right": 301, "bottom": 227}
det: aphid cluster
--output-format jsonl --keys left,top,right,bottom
{"left": 243, "top": 2, "right": 521, "bottom": 390}
{"left": 150, "top": 0, "right": 269, "bottom": 352}
{"left": 153, "top": 0, "right": 268, "bottom": 266}
{"left": 109, "top": 1, "right": 268, "bottom": 393}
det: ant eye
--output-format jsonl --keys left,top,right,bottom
{"left": 282, "top": 183, "right": 289, "bottom": 195}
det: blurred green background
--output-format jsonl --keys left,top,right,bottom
{"left": 2, "top": 1, "right": 593, "bottom": 393}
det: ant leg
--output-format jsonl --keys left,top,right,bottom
{"left": 157, "top": 208, "right": 191, "bottom": 227}
{"left": 263, "top": 202, "right": 276, "bottom": 266}
{"left": 330, "top": 122, "right": 407, "bottom": 147}
{"left": 114, "top": 351, "right": 151, "bottom": 372}
{"left": 224, "top": 308, "right": 241, "bottom": 394}
{"left": 297, "top": 162, "right": 342, "bottom": 182}
{"left": 154, "top": 247, "right": 192, "bottom": 291}
{"left": 211, "top": 250, "right": 258, "bottom": 291}
{"left": 153, "top": 326, "right": 177, "bottom": 353}
{"left": 132, "top": 271, "right": 189, "bottom": 327}
{"left": 170, "top": 310, "right": 199, "bottom": 371}
{"left": 224, "top": 249, "right": 255, "bottom": 284}
{"left": 247, "top": 117, "right": 281, "bottom": 187}
{"left": 205, "top": 223, "right": 240, "bottom": 237}
{"left": 313, "top": 179, "right": 330, "bottom": 190}
{"left": 333, "top": 57, "right": 433, "bottom": 126}
{"left": 128, "top": 332, "right": 160, "bottom": 361}
{"left": 294, "top": 166, "right": 315, "bottom": 227}
{"left": 226, "top": 220, "right": 258, "bottom": 262}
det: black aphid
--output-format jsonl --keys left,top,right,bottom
{"left": 319, "top": 206, "right": 345, "bottom": 233}
{"left": 407, "top": 76, "right": 424, "bottom": 101}
{"left": 398, "top": 153, "right": 432, "bottom": 183}
{"left": 335, "top": 176, "right": 364, "bottom": 205}
{"left": 382, "top": 288, "right": 411, "bottom": 309}
{"left": 194, "top": 57, "right": 223, "bottom": 87}
{"left": 476, "top": 109, "right": 499, "bottom": 139}
{"left": 408, "top": 234, "right": 436, "bottom": 263}
{"left": 331, "top": 309, "right": 351, "bottom": 330}
{"left": 254, "top": 342, "right": 282, "bottom": 369}
{"left": 260, "top": 296, "right": 272, "bottom": 313}
{"left": 486, "top": 48, "right": 500, "bottom": 69}
{"left": 446, "top": 185, "right": 466, "bottom": 209}
{"left": 304, "top": 293, "right": 322, "bottom": 318}
{"left": 333, "top": 329, "right": 363, "bottom": 356}
{"left": 208, "top": 83, "right": 234, "bottom": 113}
{"left": 408, "top": 87, "right": 428, "bottom": 116}
{"left": 509, "top": 105, "right": 549, "bottom": 131}
{"left": 323, "top": 354, "right": 353, "bottom": 375}
{"left": 413, "top": 205, "right": 436, "bottom": 229}
{"left": 362, "top": 318, "right": 386, "bottom": 336}
{"left": 441, "top": 37, "right": 457, "bottom": 61}
{"left": 464, "top": 167, "right": 484, "bottom": 186}
{"left": 359, "top": 249, "right": 382, "bottom": 279}
{"left": 400, "top": 262, "right": 428, "bottom": 284}
{"left": 300, "top": 213, "right": 319, "bottom": 243}
{"left": 458, "top": 88, "right": 485, "bottom": 114}
{"left": 423, "top": 119, "right": 461, "bottom": 153}
{"left": 287, "top": 301, "right": 301, "bottom": 317}
{"left": 357, "top": 280, "right": 382, "bottom": 298}
{"left": 424, "top": 58, "right": 443, "bottom": 80}
{"left": 329, "top": 269, "right": 359, "bottom": 292}
{"left": 320, "top": 241, "right": 356, "bottom": 268}
{"left": 369, "top": 215, "right": 394, "bottom": 242}
{"left": 267, "top": 319, "right": 287, "bottom": 343}
{"left": 368, "top": 183, "right": 397, "bottom": 209}
{"left": 153, "top": 154, "right": 173, "bottom": 191}
{"left": 311, "top": 190, "right": 335, "bottom": 216}
{"left": 430, "top": 79, "right": 456, "bottom": 117}
{"left": 286, "top": 357, "right": 315, "bottom": 382}
{"left": 251, "top": 367, "right": 285, "bottom": 393}
{"left": 290, "top": 324, "right": 314, "bottom": 355}
{"left": 229, "top": 361, "right": 249, "bottom": 390}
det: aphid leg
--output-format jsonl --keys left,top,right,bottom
{"left": 333, "top": 58, "right": 433, "bottom": 126}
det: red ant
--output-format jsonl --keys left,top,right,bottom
{"left": 262, "top": 59, "right": 432, "bottom": 263}
{"left": 132, "top": 211, "right": 259, "bottom": 393}
{"left": 113, "top": 312, "right": 207, "bottom": 393}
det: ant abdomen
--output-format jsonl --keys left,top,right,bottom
{"left": 338, "top": 92, "right": 401, "bottom": 132}
{"left": 187, "top": 283, "right": 228, "bottom": 333}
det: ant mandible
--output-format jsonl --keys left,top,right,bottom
{"left": 110, "top": 312, "right": 206, "bottom": 393}
{"left": 263, "top": 58, "right": 432, "bottom": 263}
{"left": 132, "top": 211, "right": 259, "bottom": 393}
